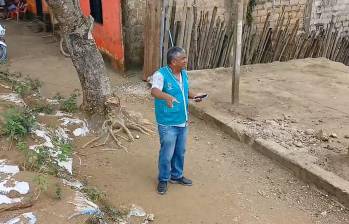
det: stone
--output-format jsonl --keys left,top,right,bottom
{"left": 330, "top": 133, "right": 338, "bottom": 138}
{"left": 146, "top": 213, "right": 155, "bottom": 221}
{"left": 325, "top": 145, "right": 336, "bottom": 151}
{"left": 305, "top": 129, "right": 315, "bottom": 135}
{"left": 266, "top": 120, "right": 278, "bottom": 126}
{"left": 294, "top": 142, "right": 303, "bottom": 148}
{"left": 7, "top": 190, "right": 21, "bottom": 198}
{"left": 135, "top": 135, "right": 140, "bottom": 139}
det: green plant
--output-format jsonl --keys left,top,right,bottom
{"left": 17, "top": 142, "right": 59, "bottom": 175}
{"left": 82, "top": 187, "right": 106, "bottom": 202}
{"left": 54, "top": 90, "right": 80, "bottom": 113}
{"left": 33, "top": 174, "right": 49, "bottom": 200}
{"left": 3, "top": 108, "right": 36, "bottom": 140}
{"left": 17, "top": 141, "right": 48, "bottom": 172}
{"left": 17, "top": 141, "right": 38, "bottom": 169}
{"left": 52, "top": 137, "right": 73, "bottom": 162}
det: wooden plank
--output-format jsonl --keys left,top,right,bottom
{"left": 173, "top": 21, "right": 181, "bottom": 45}
{"left": 189, "top": 3, "right": 198, "bottom": 70}
{"left": 142, "top": 0, "right": 152, "bottom": 80}
{"left": 219, "top": 31, "right": 233, "bottom": 67}
{"left": 143, "top": 0, "right": 162, "bottom": 80}
{"left": 322, "top": 16, "right": 335, "bottom": 57}
{"left": 169, "top": 0, "right": 177, "bottom": 42}
{"left": 210, "top": 19, "right": 224, "bottom": 68}
{"left": 213, "top": 22, "right": 227, "bottom": 67}
{"left": 207, "top": 17, "right": 222, "bottom": 68}
{"left": 159, "top": 0, "right": 168, "bottom": 66}
{"left": 202, "top": 6, "right": 218, "bottom": 68}
{"left": 176, "top": 2, "right": 187, "bottom": 47}
{"left": 162, "top": 0, "right": 171, "bottom": 66}
{"left": 197, "top": 11, "right": 209, "bottom": 68}
{"left": 232, "top": 1, "right": 243, "bottom": 104}
{"left": 184, "top": 6, "right": 194, "bottom": 57}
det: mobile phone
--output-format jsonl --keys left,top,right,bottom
{"left": 194, "top": 94, "right": 208, "bottom": 99}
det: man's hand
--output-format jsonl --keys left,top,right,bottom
{"left": 152, "top": 88, "right": 178, "bottom": 108}
{"left": 166, "top": 95, "right": 179, "bottom": 108}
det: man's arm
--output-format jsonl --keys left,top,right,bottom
{"left": 150, "top": 71, "right": 178, "bottom": 108}
{"left": 151, "top": 88, "right": 178, "bottom": 108}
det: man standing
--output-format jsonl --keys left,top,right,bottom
{"left": 151, "top": 47, "right": 205, "bottom": 194}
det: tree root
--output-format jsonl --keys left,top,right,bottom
{"left": 82, "top": 97, "right": 154, "bottom": 152}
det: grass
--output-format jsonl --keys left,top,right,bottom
{"left": 82, "top": 186, "right": 127, "bottom": 222}
{"left": 32, "top": 102, "right": 54, "bottom": 114}
{"left": 13, "top": 78, "right": 41, "bottom": 97}
{"left": 54, "top": 90, "right": 80, "bottom": 113}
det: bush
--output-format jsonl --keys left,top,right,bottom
{"left": 13, "top": 77, "right": 41, "bottom": 97}
{"left": 3, "top": 108, "right": 36, "bottom": 140}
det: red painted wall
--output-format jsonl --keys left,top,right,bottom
{"left": 80, "top": 0, "right": 124, "bottom": 71}
{"left": 28, "top": 0, "right": 125, "bottom": 71}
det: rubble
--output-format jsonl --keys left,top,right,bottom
{"left": 315, "top": 130, "right": 329, "bottom": 142}
{"left": 0, "top": 160, "right": 30, "bottom": 206}
{"left": 4, "top": 212, "right": 37, "bottom": 224}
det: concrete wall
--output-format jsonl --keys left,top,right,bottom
{"left": 122, "top": 0, "right": 146, "bottom": 69}
{"left": 310, "top": 0, "right": 349, "bottom": 34}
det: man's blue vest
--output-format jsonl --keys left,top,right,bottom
{"left": 154, "top": 66, "right": 189, "bottom": 126}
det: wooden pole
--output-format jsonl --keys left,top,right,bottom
{"left": 231, "top": 1, "right": 243, "bottom": 104}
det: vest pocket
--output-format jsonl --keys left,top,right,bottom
{"left": 164, "top": 103, "right": 180, "bottom": 113}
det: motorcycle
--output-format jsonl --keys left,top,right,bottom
{"left": 0, "top": 24, "right": 7, "bottom": 63}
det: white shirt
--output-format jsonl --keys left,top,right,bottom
{"left": 151, "top": 71, "right": 187, "bottom": 127}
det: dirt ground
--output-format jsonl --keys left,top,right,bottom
{"left": 2, "top": 20, "right": 349, "bottom": 223}
{"left": 189, "top": 59, "right": 349, "bottom": 181}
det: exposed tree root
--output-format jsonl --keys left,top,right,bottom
{"left": 83, "top": 97, "right": 154, "bottom": 151}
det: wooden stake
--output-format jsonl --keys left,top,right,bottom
{"left": 232, "top": 1, "right": 243, "bottom": 104}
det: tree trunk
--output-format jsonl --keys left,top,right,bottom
{"left": 46, "top": 0, "right": 111, "bottom": 114}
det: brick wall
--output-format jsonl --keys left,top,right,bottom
{"left": 310, "top": 0, "right": 349, "bottom": 35}
{"left": 251, "top": 0, "right": 308, "bottom": 31}
{"left": 250, "top": 0, "right": 349, "bottom": 34}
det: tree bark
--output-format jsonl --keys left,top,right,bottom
{"left": 46, "top": 0, "right": 111, "bottom": 114}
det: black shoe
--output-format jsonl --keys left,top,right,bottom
{"left": 157, "top": 181, "right": 167, "bottom": 195}
{"left": 170, "top": 177, "right": 193, "bottom": 186}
